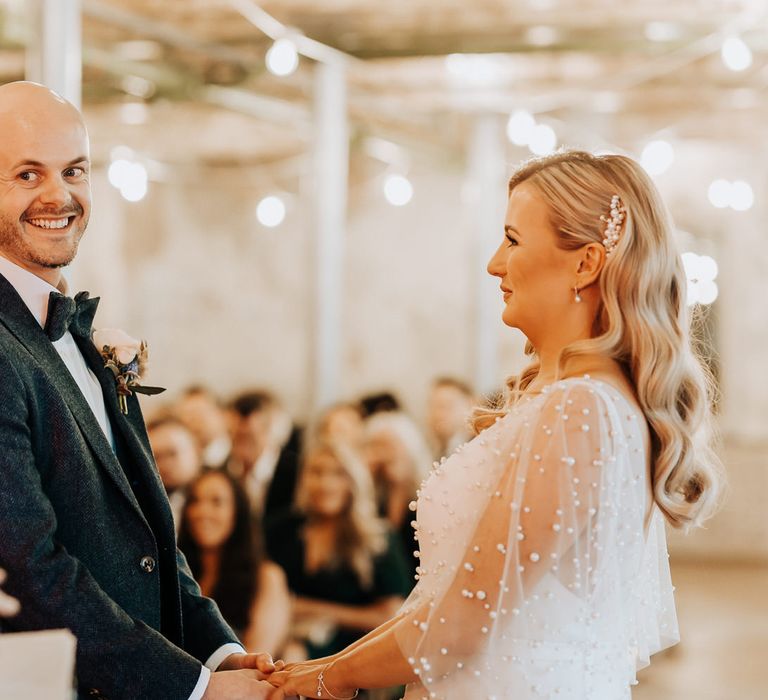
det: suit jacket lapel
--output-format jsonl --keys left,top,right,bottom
{"left": 75, "top": 333, "right": 176, "bottom": 537}
{"left": 0, "top": 273, "right": 145, "bottom": 520}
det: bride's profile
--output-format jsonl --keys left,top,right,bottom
{"left": 267, "top": 150, "right": 724, "bottom": 700}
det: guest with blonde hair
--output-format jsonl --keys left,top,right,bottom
{"left": 363, "top": 411, "right": 433, "bottom": 569}
{"left": 266, "top": 440, "right": 411, "bottom": 661}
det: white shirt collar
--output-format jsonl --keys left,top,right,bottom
{"left": 0, "top": 254, "right": 69, "bottom": 328}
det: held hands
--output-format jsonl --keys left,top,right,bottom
{"left": 206, "top": 652, "right": 357, "bottom": 700}
{"left": 202, "top": 653, "right": 295, "bottom": 700}
{"left": 218, "top": 651, "right": 286, "bottom": 677}
{"left": 266, "top": 660, "right": 358, "bottom": 700}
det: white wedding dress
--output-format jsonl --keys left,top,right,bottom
{"left": 394, "top": 377, "right": 678, "bottom": 700}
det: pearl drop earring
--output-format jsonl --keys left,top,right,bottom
{"left": 574, "top": 287, "right": 582, "bottom": 303}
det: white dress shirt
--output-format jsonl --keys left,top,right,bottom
{"left": 0, "top": 255, "right": 245, "bottom": 700}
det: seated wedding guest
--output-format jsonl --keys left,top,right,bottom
{"left": 314, "top": 402, "right": 365, "bottom": 449}
{"left": 266, "top": 440, "right": 411, "bottom": 661}
{"left": 178, "top": 470, "right": 290, "bottom": 657}
{"left": 359, "top": 391, "right": 401, "bottom": 417}
{"left": 224, "top": 390, "right": 302, "bottom": 525}
{"left": 0, "top": 568, "right": 20, "bottom": 619}
{"left": 363, "top": 411, "right": 432, "bottom": 569}
{"left": 147, "top": 416, "right": 203, "bottom": 531}
{"left": 425, "top": 376, "right": 475, "bottom": 461}
{"left": 175, "top": 385, "right": 232, "bottom": 468}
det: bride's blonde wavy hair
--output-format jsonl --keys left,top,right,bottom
{"left": 474, "top": 150, "right": 723, "bottom": 530}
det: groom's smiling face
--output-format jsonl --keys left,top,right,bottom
{"left": 0, "top": 82, "right": 91, "bottom": 283}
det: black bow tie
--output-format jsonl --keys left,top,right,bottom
{"left": 44, "top": 291, "right": 100, "bottom": 342}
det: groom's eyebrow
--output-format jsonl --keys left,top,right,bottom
{"left": 11, "top": 156, "right": 89, "bottom": 169}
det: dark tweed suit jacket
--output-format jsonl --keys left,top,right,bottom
{"left": 0, "top": 272, "right": 240, "bottom": 700}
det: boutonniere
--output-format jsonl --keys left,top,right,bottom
{"left": 92, "top": 328, "right": 166, "bottom": 414}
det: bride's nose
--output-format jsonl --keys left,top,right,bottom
{"left": 487, "top": 240, "right": 507, "bottom": 278}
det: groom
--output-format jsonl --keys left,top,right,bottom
{"left": 0, "top": 82, "right": 279, "bottom": 699}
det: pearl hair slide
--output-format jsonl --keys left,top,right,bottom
{"left": 599, "top": 194, "right": 626, "bottom": 256}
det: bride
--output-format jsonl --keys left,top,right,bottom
{"left": 266, "top": 150, "right": 724, "bottom": 700}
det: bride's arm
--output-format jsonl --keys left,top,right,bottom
{"left": 268, "top": 615, "right": 418, "bottom": 697}
{"left": 321, "top": 617, "right": 417, "bottom": 690}
{"left": 286, "top": 609, "right": 408, "bottom": 668}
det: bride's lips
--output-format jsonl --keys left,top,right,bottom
{"left": 501, "top": 285, "right": 512, "bottom": 301}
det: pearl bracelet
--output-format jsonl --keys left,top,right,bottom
{"left": 316, "top": 665, "right": 359, "bottom": 700}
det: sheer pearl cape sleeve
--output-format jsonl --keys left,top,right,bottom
{"left": 394, "top": 378, "right": 678, "bottom": 699}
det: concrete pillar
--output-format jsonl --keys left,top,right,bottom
{"left": 25, "top": 0, "right": 82, "bottom": 107}
{"left": 467, "top": 115, "right": 506, "bottom": 395}
{"left": 311, "top": 61, "right": 349, "bottom": 410}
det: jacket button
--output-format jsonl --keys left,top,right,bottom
{"left": 139, "top": 555, "right": 156, "bottom": 573}
{"left": 88, "top": 690, "right": 107, "bottom": 699}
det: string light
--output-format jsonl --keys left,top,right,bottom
{"left": 108, "top": 155, "right": 148, "bottom": 202}
{"left": 384, "top": 175, "right": 413, "bottom": 206}
{"left": 266, "top": 39, "right": 299, "bottom": 77}
{"left": 682, "top": 252, "right": 718, "bottom": 306}
{"left": 256, "top": 195, "right": 287, "bottom": 227}
{"left": 528, "top": 124, "right": 557, "bottom": 156}
{"left": 506, "top": 110, "right": 536, "bottom": 146}
{"left": 730, "top": 180, "right": 754, "bottom": 211}
{"left": 641, "top": 140, "right": 674, "bottom": 176}
{"left": 707, "top": 179, "right": 754, "bottom": 211}
{"left": 721, "top": 36, "right": 752, "bottom": 72}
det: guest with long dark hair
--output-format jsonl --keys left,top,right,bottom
{"left": 178, "top": 470, "right": 290, "bottom": 656}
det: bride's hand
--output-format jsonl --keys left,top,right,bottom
{"left": 267, "top": 661, "right": 357, "bottom": 700}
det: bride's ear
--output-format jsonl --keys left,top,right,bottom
{"left": 575, "top": 242, "right": 605, "bottom": 288}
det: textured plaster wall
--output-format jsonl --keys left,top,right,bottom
{"left": 72, "top": 144, "right": 766, "bottom": 562}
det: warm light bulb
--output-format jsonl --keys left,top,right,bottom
{"left": 528, "top": 124, "right": 556, "bottom": 156}
{"left": 697, "top": 280, "right": 718, "bottom": 305}
{"left": 721, "top": 36, "right": 752, "bottom": 72}
{"left": 707, "top": 179, "right": 732, "bottom": 209}
{"left": 119, "top": 162, "right": 148, "bottom": 202}
{"left": 256, "top": 196, "right": 287, "bottom": 227}
{"left": 682, "top": 251, "right": 719, "bottom": 306}
{"left": 266, "top": 39, "right": 299, "bottom": 77}
{"left": 641, "top": 140, "right": 674, "bottom": 176}
{"left": 506, "top": 110, "right": 536, "bottom": 146}
{"left": 697, "top": 255, "right": 719, "bottom": 281}
{"left": 108, "top": 159, "right": 133, "bottom": 189}
{"left": 730, "top": 180, "right": 754, "bottom": 211}
{"left": 384, "top": 175, "right": 414, "bottom": 206}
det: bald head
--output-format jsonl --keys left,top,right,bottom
{"left": 0, "top": 81, "right": 91, "bottom": 285}
{"left": 0, "top": 81, "right": 86, "bottom": 137}
{"left": 0, "top": 81, "right": 71, "bottom": 103}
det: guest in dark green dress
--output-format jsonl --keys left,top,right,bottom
{"left": 178, "top": 469, "right": 291, "bottom": 656}
{"left": 267, "top": 439, "right": 412, "bottom": 661}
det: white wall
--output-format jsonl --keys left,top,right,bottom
{"left": 71, "top": 140, "right": 766, "bottom": 562}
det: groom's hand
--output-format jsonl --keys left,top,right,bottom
{"left": 0, "top": 568, "right": 20, "bottom": 618}
{"left": 218, "top": 652, "right": 286, "bottom": 678}
{"left": 201, "top": 670, "right": 278, "bottom": 700}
